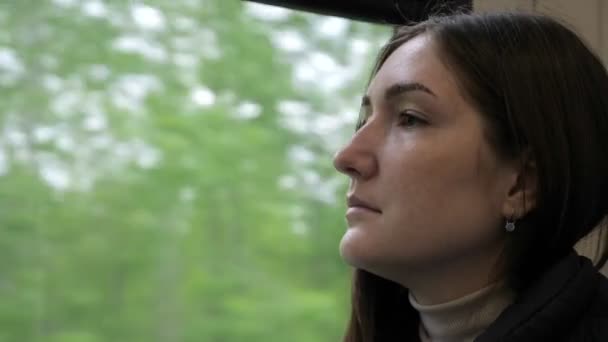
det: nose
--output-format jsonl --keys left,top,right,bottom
{"left": 333, "top": 124, "right": 379, "bottom": 181}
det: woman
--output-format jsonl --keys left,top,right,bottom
{"left": 333, "top": 12, "right": 608, "bottom": 342}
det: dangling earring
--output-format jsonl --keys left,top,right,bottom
{"left": 505, "top": 216, "right": 516, "bottom": 232}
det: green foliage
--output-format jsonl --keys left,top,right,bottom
{"left": 0, "top": 1, "right": 389, "bottom": 341}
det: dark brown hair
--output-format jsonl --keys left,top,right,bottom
{"left": 345, "top": 12, "right": 608, "bottom": 342}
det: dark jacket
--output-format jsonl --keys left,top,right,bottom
{"left": 475, "top": 252, "right": 608, "bottom": 341}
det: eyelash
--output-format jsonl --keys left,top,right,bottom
{"left": 355, "top": 110, "right": 428, "bottom": 131}
{"left": 398, "top": 111, "right": 427, "bottom": 127}
{"left": 355, "top": 118, "right": 366, "bottom": 131}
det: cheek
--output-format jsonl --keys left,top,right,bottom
{"left": 382, "top": 134, "right": 505, "bottom": 258}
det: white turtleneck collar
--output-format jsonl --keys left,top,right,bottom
{"left": 408, "top": 280, "right": 515, "bottom": 342}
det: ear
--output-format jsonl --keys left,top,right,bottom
{"left": 501, "top": 153, "right": 538, "bottom": 220}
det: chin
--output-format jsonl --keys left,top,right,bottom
{"left": 339, "top": 228, "right": 389, "bottom": 271}
{"left": 339, "top": 228, "right": 428, "bottom": 282}
{"left": 339, "top": 228, "right": 367, "bottom": 267}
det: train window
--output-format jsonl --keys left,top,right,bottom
{"left": 0, "top": 1, "right": 389, "bottom": 341}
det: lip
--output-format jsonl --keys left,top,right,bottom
{"left": 346, "top": 194, "right": 382, "bottom": 213}
{"left": 346, "top": 207, "right": 381, "bottom": 219}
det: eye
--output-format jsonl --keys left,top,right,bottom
{"left": 355, "top": 105, "right": 370, "bottom": 131}
{"left": 355, "top": 118, "right": 367, "bottom": 131}
{"left": 398, "top": 111, "right": 427, "bottom": 128}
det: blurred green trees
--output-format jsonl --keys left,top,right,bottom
{"left": 0, "top": 1, "right": 388, "bottom": 341}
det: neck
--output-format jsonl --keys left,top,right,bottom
{"left": 399, "top": 245, "right": 506, "bottom": 305}
{"left": 409, "top": 279, "right": 515, "bottom": 342}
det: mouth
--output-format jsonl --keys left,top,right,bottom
{"left": 346, "top": 194, "right": 382, "bottom": 213}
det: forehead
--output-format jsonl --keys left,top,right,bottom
{"left": 368, "top": 35, "right": 459, "bottom": 100}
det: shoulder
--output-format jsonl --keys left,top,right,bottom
{"left": 478, "top": 255, "right": 608, "bottom": 342}
{"left": 567, "top": 273, "right": 608, "bottom": 341}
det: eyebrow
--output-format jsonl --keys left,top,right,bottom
{"left": 361, "top": 82, "right": 437, "bottom": 107}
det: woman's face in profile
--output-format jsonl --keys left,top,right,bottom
{"left": 333, "top": 34, "right": 519, "bottom": 281}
